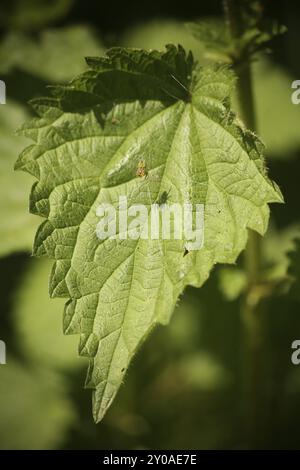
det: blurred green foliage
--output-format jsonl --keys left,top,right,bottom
{"left": 0, "top": 360, "right": 76, "bottom": 449}
{"left": 122, "top": 20, "right": 203, "bottom": 60}
{"left": 253, "top": 60, "right": 300, "bottom": 157}
{"left": 0, "top": 0, "right": 73, "bottom": 31}
{"left": 14, "top": 258, "right": 84, "bottom": 370}
{"left": 0, "top": 101, "right": 38, "bottom": 256}
{"left": 0, "top": 26, "right": 104, "bottom": 81}
{"left": 0, "top": 0, "right": 300, "bottom": 450}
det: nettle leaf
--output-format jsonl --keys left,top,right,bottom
{"left": 16, "top": 45, "right": 283, "bottom": 422}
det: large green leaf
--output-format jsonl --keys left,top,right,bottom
{"left": 16, "top": 45, "right": 282, "bottom": 422}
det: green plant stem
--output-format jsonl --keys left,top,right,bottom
{"left": 238, "top": 64, "right": 266, "bottom": 450}
{"left": 223, "top": 0, "right": 267, "bottom": 448}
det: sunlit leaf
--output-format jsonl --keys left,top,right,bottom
{"left": 16, "top": 45, "right": 282, "bottom": 421}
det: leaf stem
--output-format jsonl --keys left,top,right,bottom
{"left": 223, "top": 0, "right": 267, "bottom": 448}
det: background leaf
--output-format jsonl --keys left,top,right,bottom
{"left": 0, "top": 0, "right": 73, "bottom": 31}
{"left": 122, "top": 20, "right": 203, "bottom": 60}
{"left": 253, "top": 59, "right": 300, "bottom": 158}
{"left": 14, "top": 258, "right": 84, "bottom": 369}
{"left": 0, "top": 101, "right": 38, "bottom": 256}
{"left": 0, "top": 360, "right": 76, "bottom": 449}
{"left": 0, "top": 26, "right": 104, "bottom": 81}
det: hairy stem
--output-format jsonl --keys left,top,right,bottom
{"left": 238, "top": 66, "right": 266, "bottom": 450}
{"left": 223, "top": 0, "right": 267, "bottom": 448}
